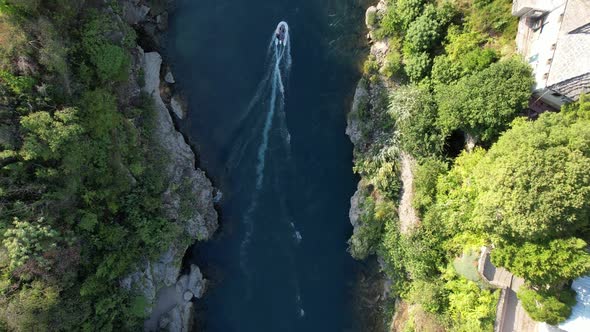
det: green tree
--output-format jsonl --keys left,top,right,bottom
{"left": 473, "top": 97, "right": 590, "bottom": 241}
{"left": 389, "top": 85, "right": 443, "bottom": 159}
{"left": 0, "top": 281, "right": 58, "bottom": 332}
{"left": 444, "top": 269, "right": 498, "bottom": 332}
{"left": 492, "top": 238, "right": 590, "bottom": 288}
{"left": 19, "top": 108, "right": 83, "bottom": 161}
{"left": 436, "top": 59, "right": 533, "bottom": 141}
{"left": 518, "top": 286, "right": 574, "bottom": 325}
{"left": 2, "top": 218, "right": 60, "bottom": 270}
{"left": 404, "top": 51, "right": 431, "bottom": 82}
{"left": 413, "top": 157, "right": 447, "bottom": 215}
{"left": 435, "top": 148, "right": 486, "bottom": 235}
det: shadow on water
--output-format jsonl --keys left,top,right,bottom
{"left": 164, "top": 0, "right": 392, "bottom": 331}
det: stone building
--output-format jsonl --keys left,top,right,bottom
{"left": 513, "top": 0, "right": 590, "bottom": 108}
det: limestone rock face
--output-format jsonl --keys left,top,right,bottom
{"left": 123, "top": 1, "right": 150, "bottom": 25}
{"left": 345, "top": 82, "right": 369, "bottom": 147}
{"left": 170, "top": 95, "right": 186, "bottom": 119}
{"left": 122, "top": 47, "right": 218, "bottom": 332}
{"left": 142, "top": 50, "right": 218, "bottom": 240}
{"left": 365, "top": 6, "right": 378, "bottom": 29}
{"left": 349, "top": 181, "right": 364, "bottom": 231}
{"left": 165, "top": 70, "right": 175, "bottom": 84}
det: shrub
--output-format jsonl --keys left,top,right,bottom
{"left": 93, "top": 43, "right": 130, "bottom": 82}
{"left": 413, "top": 157, "right": 447, "bottom": 215}
{"left": 348, "top": 196, "right": 392, "bottom": 260}
{"left": 2, "top": 218, "right": 60, "bottom": 270}
{"left": 472, "top": 97, "right": 590, "bottom": 241}
{"left": 366, "top": 7, "right": 377, "bottom": 27}
{"left": 406, "top": 279, "right": 447, "bottom": 314}
{"left": 444, "top": 273, "right": 498, "bottom": 332}
{"left": 80, "top": 13, "right": 131, "bottom": 83}
{"left": 436, "top": 59, "right": 533, "bottom": 141}
{"left": 363, "top": 55, "right": 380, "bottom": 77}
{"left": 431, "top": 55, "right": 462, "bottom": 85}
{"left": 518, "top": 286, "right": 575, "bottom": 325}
{"left": 404, "top": 5, "right": 443, "bottom": 53}
{"left": 389, "top": 85, "right": 443, "bottom": 159}
{"left": 0, "top": 281, "right": 58, "bottom": 331}
{"left": 381, "top": 48, "right": 402, "bottom": 78}
{"left": 394, "top": 0, "right": 428, "bottom": 31}
{"left": 404, "top": 51, "right": 432, "bottom": 82}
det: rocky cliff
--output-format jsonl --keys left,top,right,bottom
{"left": 116, "top": 1, "right": 219, "bottom": 331}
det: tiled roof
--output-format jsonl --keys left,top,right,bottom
{"left": 546, "top": 0, "right": 590, "bottom": 87}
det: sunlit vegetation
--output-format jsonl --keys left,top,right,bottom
{"left": 0, "top": 1, "right": 179, "bottom": 330}
{"left": 349, "top": 0, "right": 590, "bottom": 328}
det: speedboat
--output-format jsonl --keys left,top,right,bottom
{"left": 275, "top": 21, "right": 288, "bottom": 46}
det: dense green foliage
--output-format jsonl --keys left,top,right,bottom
{"left": 412, "top": 157, "right": 447, "bottom": 216}
{"left": 436, "top": 59, "right": 533, "bottom": 141}
{"left": 351, "top": 0, "right": 590, "bottom": 328}
{"left": 472, "top": 102, "right": 590, "bottom": 240}
{"left": 444, "top": 270, "right": 498, "bottom": 332}
{"left": 0, "top": 1, "right": 183, "bottom": 330}
{"left": 492, "top": 238, "right": 590, "bottom": 288}
{"left": 518, "top": 286, "right": 575, "bottom": 325}
{"left": 389, "top": 85, "right": 442, "bottom": 160}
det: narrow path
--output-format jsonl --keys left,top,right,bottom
{"left": 398, "top": 152, "right": 419, "bottom": 234}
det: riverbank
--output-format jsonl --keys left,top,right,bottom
{"left": 116, "top": 2, "right": 221, "bottom": 330}
{"left": 0, "top": 1, "right": 218, "bottom": 330}
{"left": 346, "top": 0, "right": 590, "bottom": 330}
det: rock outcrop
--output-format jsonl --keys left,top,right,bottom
{"left": 398, "top": 152, "right": 419, "bottom": 234}
{"left": 121, "top": 47, "right": 218, "bottom": 331}
{"left": 117, "top": 2, "right": 219, "bottom": 331}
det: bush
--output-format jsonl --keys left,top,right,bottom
{"left": 435, "top": 148, "right": 486, "bottom": 235}
{"left": 80, "top": 13, "right": 131, "bottom": 83}
{"left": 404, "top": 5, "right": 443, "bottom": 54}
{"left": 381, "top": 47, "right": 402, "bottom": 78}
{"left": 406, "top": 279, "right": 447, "bottom": 314}
{"left": 492, "top": 238, "right": 590, "bottom": 288}
{"left": 404, "top": 51, "right": 432, "bottom": 82}
{"left": 394, "top": 0, "right": 428, "bottom": 31}
{"left": 389, "top": 85, "right": 443, "bottom": 159}
{"left": 0, "top": 14, "right": 27, "bottom": 70}
{"left": 444, "top": 269, "right": 498, "bottom": 332}
{"left": 518, "top": 286, "right": 574, "bottom": 325}
{"left": 413, "top": 158, "right": 447, "bottom": 215}
{"left": 366, "top": 7, "right": 377, "bottom": 27}
{"left": 363, "top": 55, "right": 379, "bottom": 77}
{"left": 93, "top": 44, "right": 130, "bottom": 82}
{"left": 436, "top": 59, "right": 533, "bottom": 141}
{"left": 472, "top": 97, "right": 590, "bottom": 241}
{"left": 0, "top": 281, "right": 58, "bottom": 331}
{"left": 348, "top": 196, "right": 393, "bottom": 260}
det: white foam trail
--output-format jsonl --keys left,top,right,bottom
{"left": 226, "top": 25, "right": 292, "bottom": 172}
{"left": 240, "top": 22, "right": 291, "bottom": 276}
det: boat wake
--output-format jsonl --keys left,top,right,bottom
{"left": 232, "top": 21, "right": 304, "bottom": 318}
{"left": 238, "top": 21, "right": 292, "bottom": 275}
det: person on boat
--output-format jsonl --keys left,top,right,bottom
{"left": 276, "top": 25, "right": 286, "bottom": 42}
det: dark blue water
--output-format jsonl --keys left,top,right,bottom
{"left": 168, "top": 1, "right": 369, "bottom": 331}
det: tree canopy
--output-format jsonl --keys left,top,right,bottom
{"left": 473, "top": 97, "right": 590, "bottom": 241}
{"left": 492, "top": 238, "right": 590, "bottom": 288}
{"left": 436, "top": 59, "right": 533, "bottom": 141}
